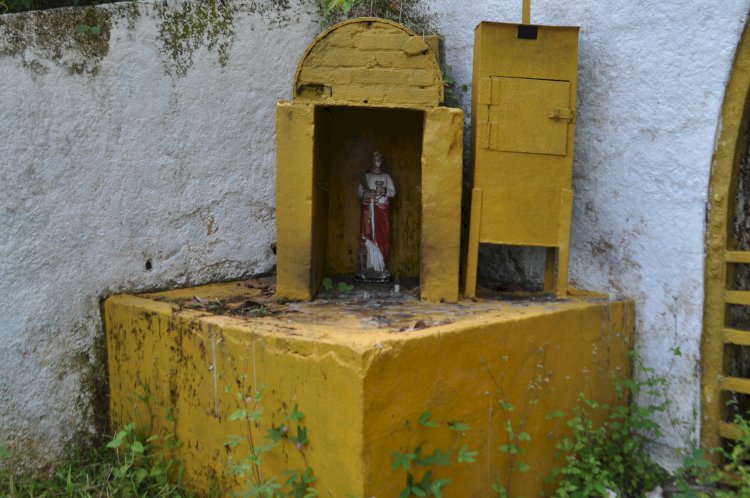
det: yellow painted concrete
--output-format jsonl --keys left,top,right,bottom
{"left": 106, "top": 281, "right": 632, "bottom": 497}
{"left": 294, "top": 18, "right": 444, "bottom": 107}
{"left": 702, "top": 19, "right": 750, "bottom": 458}
{"left": 421, "top": 107, "right": 464, "bottom": 302}
{"left": 423, "top": 34, "right": 440, "bottom": 65}
{"left": 276, "top": 101, "right": 316, "bottom": 301}
{"left": 466, "top": 22, "right": 579, "bottom": 298}
{"left": 276, "top": 18, "right": 464, "bottom": 302}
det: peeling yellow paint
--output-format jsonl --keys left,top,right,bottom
{"left": 106, "top": 281, "right": 633, "bottom": 497}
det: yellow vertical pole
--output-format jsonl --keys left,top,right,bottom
{"left": 522, "top": 0, "right": 531, "bottom": 24}
{"left": 555, "top": 188, "right": 573, "bottom": 298}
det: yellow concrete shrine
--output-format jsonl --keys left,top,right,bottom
{"left": 105, "top": 281, "right": 632, "bottom": 497}
{"left": 275, "top": 18, "right": 464, "bottom": 303}
{"left": 105, "top": 13, "right": 635, "bottom": 497}
{"left": 465, "top": 21, "right": 580, "bottom": 298}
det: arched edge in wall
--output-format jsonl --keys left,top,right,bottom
{"left": 292, "top": 17, "right": 445, "bottom": 105}
{"left": 702, "top": 16, "right": 750, "bottom": 459}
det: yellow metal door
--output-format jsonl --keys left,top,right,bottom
{"left": 476, "top": 76, "right": 571, "bottom": 155}
{"left": 465, "top": 22, "right": 579, "bottom": 298}
{"left": 491, "top": 77, "right": 571, "bottom": 155}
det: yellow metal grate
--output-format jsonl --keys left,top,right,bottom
{"left": 702, "top": 22, "right": 750, "bottom": 459}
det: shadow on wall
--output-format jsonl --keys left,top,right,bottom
{"left": 477, "top": 244, "right": 546, "bottom": 292}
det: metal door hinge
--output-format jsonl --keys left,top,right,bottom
{"left": 549, "top": 107, "right": 575, "bottom": 123}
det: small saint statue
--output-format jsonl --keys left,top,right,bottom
{"left": 357, "top": 151, "right": 396, "bottom": 282}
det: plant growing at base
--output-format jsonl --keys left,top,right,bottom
{"left": 669, "top": 448, "right": 713, "bottom": 498}
{"left": 714, "top": 411, "right": 750, "bottom": 497}
{"left": 391, "top": 410, "right": 477, "bottom": 498}
{"left": 551, "top": 355, "right": 668, "bottom": 498}
{"left": 321, "top": 276, "right": 354, "bottom": 294}
{"left": 0, "top": 423, "right": 190, "bottom": 497}
{"left": 106, "top": 420, "right": 187, "bottom": 495}
{"left": 489, "top": 398, "right": 548, "bottom": 498}
{"left": 482, "top": 350, "right": 562, "bottom": 498}
{"left": 225, "top": 383, "right": 318, "bottom": 498}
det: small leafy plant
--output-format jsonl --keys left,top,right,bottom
{"left": 664, "top": 404, "right": 750, "bottom": 498}
{"left": 391, "top": 410, "right": 477, "bottom": 498}
{"left": 106, "top": 421, "right": 186, "bottom": 494}
{"left": 482, "top": 351, "right": 559, "bottom": 497}
{"left": 225, "top": 383, "right": 318, "bottom": 498}
{"left": 490, "top": 399, "right": 538, "bottom": 498}
{"left": 441, "top": 61, "right": 468, "bottom": 108}
{"left": 552, "top": 355, "right": 668, "bottom": 498}
{"left": 317, "top": 0, "right": 356, "bottom": 26}
{"left": 712, "top": 409, "right": 750, "bottom": 497}
{"left": 670, "top": 448, "right": 713, "bottom": 498}
{"left": 321, "top": 277, "right": 354, "bottom": 294}
{"left": 0, "top": 424, "right": 190, "bottom": 497}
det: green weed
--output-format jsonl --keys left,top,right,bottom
{"left": 391, "top": 410, "right": 477, "bottom": 498}
{"left": 224, "top": 383, "right": 318, "bottom": 498}
{"left": 551, "top": 355, "right": 668, "bottom": 498}
{"left": 715, "top": 412, "right": 750, "bottom": 496}
{"left": 0, "top": 424, "right": 189, "bottom": 497}
{"left": 320, "top": 277, "right": 353, "bottom": 294}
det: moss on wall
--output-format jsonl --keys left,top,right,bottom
{"left": 319, "top": 0, "right": 436, "bottom": 34}
{"left": 0, "top": 0, "right": 439, "bottom": 80}
{"left": 1, "top": 0, "right": 129, "bottom": 15}
{"left": 0, "top": 0, "right": 296, "bottom": 77}
{"left": 153, "top": 0, "right": 296, "bottom": 77}
{"left": 0, "top": 6, "right": 112, "bottom": 74}
{"left": 114, "top": 1, "right": 140, "bottom": 32}
{"left": 154, "top": 0, "right": 236, "bottom": 77}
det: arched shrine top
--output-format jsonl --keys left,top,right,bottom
{"left": 293, "top": 18, "right": 444, "bottom": 107}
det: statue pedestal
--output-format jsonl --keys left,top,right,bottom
{"left": 355, "top": 269, "right": 391, "bottom": 282}
{"left": 105, "top": 280, "right": 632, "bottom": 497}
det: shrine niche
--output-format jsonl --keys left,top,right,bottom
{"left": 275, "top": 18, "right": 464, "bottom": 302}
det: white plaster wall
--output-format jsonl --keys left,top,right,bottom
{"left": 0, "top": 0, "right": 319, "bottom": 466}
{"left": 427, "top": 0, "right": 749, "bottom": 467}
{"left": 2, "top": 0, "right": 750, "bottom": 472}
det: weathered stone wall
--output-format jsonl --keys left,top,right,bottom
{"left": 1, "top": 0, "right": 749, "bottom": 472}
{"left": 0, "top": 0, "right": 319, "bottom": 467}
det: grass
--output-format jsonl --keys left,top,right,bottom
{"left": 0, "top": 426, "right": 192, "bottom": 498}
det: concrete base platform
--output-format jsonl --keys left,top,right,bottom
{"left": 104, "top": 278, "right": 632, "bottom": 497}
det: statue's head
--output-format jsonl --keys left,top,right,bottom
{"left": 370, "top": 151, "right": 384, "bottom": 174}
